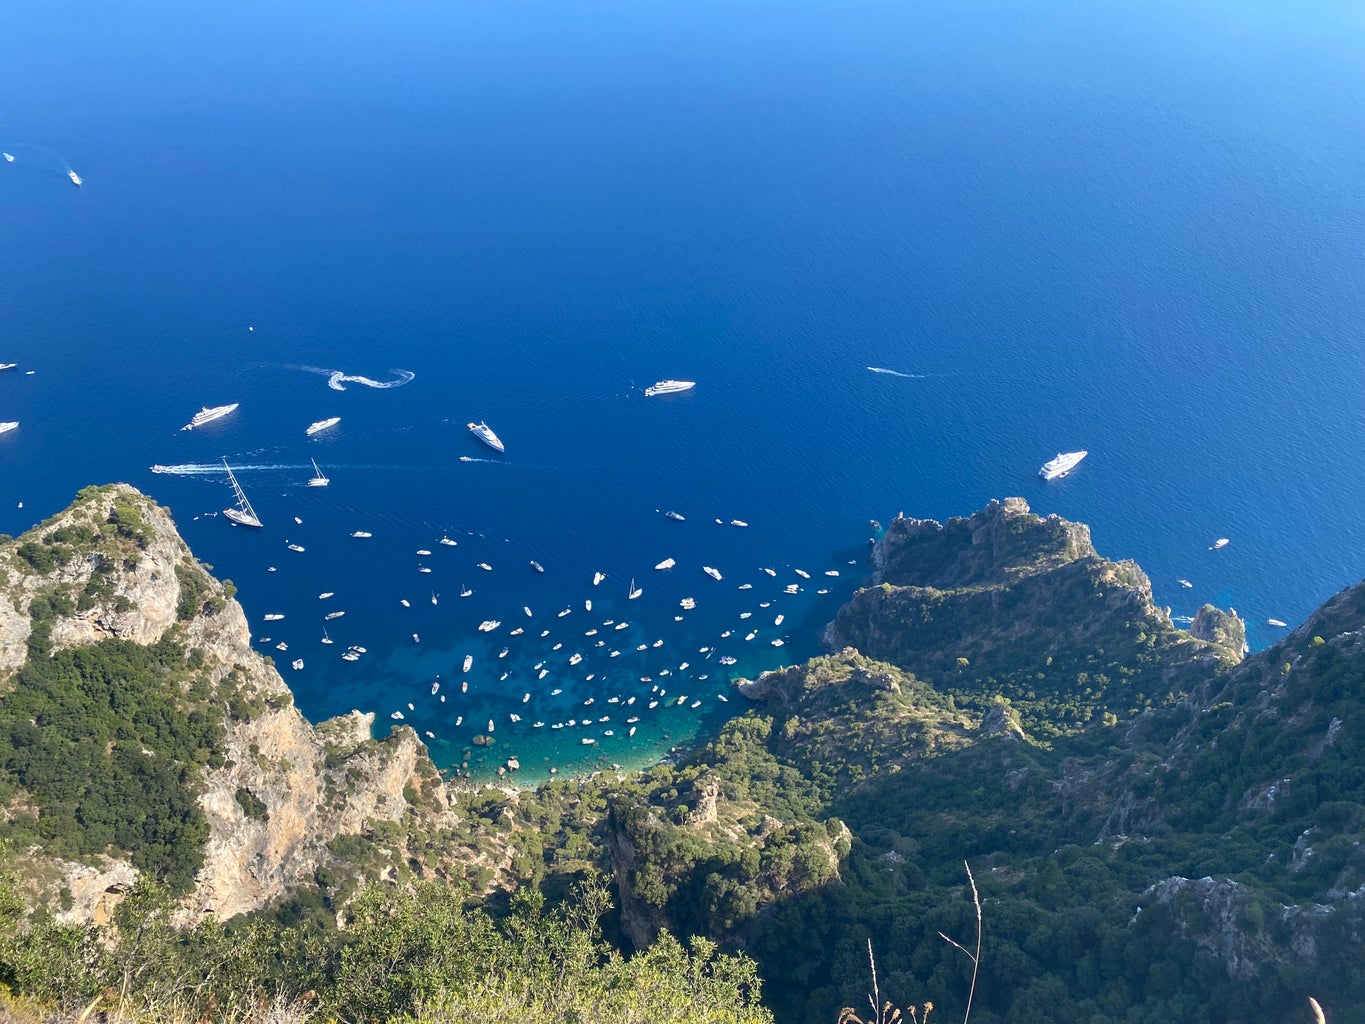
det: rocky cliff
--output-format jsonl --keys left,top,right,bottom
{"left": 829, "top": 498, "right": 1244, "bottom": 737}
{"left": 0, "top": 485, "right": 457, "bottom": 924}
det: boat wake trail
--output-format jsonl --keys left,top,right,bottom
{"left": 867, "top": 366, "right": 927, "bottom": 379}
{"left": 295, "top": 366, "right": 416, "bottom": 391}
{"left": 152, "top": 463, "right": 311, "bottom": 475}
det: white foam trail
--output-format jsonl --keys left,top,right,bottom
{"left": 295, "top": 365, "right": 416, "bottom": 391}
{"left": 867, "top": 366, "right": 926, "bottom": 379}
{"left": 152, "top": 463, "right": 312, "bottom": 475}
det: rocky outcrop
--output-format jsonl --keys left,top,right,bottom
{"left": 827, "top": 498, "right": 1243, "bottom": 736}
{"left": 1191, "top": 604, "right": 1246, "bottom": 652}
{"left": 0, "top": 485, "right": 457, "bottom": 924}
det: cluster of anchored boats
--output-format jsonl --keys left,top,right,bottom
{"left": 246, "top": 513, "right": 855, "bottom": 774}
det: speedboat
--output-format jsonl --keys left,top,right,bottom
{"left": 68, "top": 170, "right": 82, "bottom": 186}
{"left": 350, "top": 530, "right": 372, "bottom": 538}
{"left": 467, "top": 420, "right": 505, "bottom": 453}
{"left": 530, "top": 560, "right": 544, "bottom": 572}
{"left": 654, "top": 558, "right": 675, "bottom": 570}
{"left": 664, "top": 510, "right": 685, "bottom": 521}
{"left": 0, "top": 422, "right": 17, "bottom": 435}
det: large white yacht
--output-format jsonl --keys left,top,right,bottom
{"left": 0, "top": 422, "right": 17, "bottom": 435}
{"left": 182, "top": 403, "right": 239, "bottom": 430}
{"left": 644, "top": 379, "right": 696, "bottom": 397}
{"left": 305, "top": 416, "right": 340, "bottom": 436}
{"left": 1038, "top": 450, "right": 1088, "bottom": 481}
{"left": 467, "top": 421, "right": 505, "bottom": 453}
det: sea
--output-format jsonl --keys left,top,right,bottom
{"left": 2, "top": 0, "right": 1364, "bottom": 781}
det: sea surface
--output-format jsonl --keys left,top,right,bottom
{"left": 2, "top": 0, "right": 1364, "bottom": 780}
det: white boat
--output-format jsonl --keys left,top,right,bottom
{"left": 350, "top": 530, "right": 372, "bottom": 539}
{"left": 680, "top": 597, "right": 696, "bottom": 610}
{"left": 291, "top": 658, "right": 304, "bottom": 670}
{"left": 305, "top": 417, "right": 340, "bottom": 436}
{"left": 664, "top": 510, "right": 685, "bottom": 521}
{"left": 431, "top": 592, "right": 439, "bottom": 605}
{"left": 463, "top": 655, "right": 473, "bottom": 672}
{"left": 731, "top": 519, "right": 748, "bottom": 527}
{"left": 477, "top": 620, "right": 501, "bottom": 632}
{"left": 1, "top": 153, "right": 12, "bottom": 163}
{"left": 477, "top": 562, "right": 492, "bottom": 571}
{"left": 644, "top": 379, "right": 696, "bottom": 397}
{"left": 460, "top": 585, "right": 473, "bottom": 597}
{"left": 287, "top": 543, "right": 305, "bottom": 552}
{"left": 467, "top": 421, "right": 505, "bottom": 453}
{"left": 1039, "top": 450, "right": 1088, "bottom": 481}
{"left": 1268, "top": 618, "right": 1288, "bottom": 627}
{"left": 320, "top": 629, "right": 334, "bottom": 645}
{"left": 1210, "top": 538, "right": 1230, "bottom": 550}
{"left": 325, "top": 610, "right": 346, "bottom": 620}
{"left": 628, "top": 579, "right": 642, "bottom": 600}
{"left": 307, "top": 459, "right": 330, "bottom": 487}
{"left": 416, "top": 549, "right": 432, "bottom": 556}
{"left": 655, "top": 558, "right": 675, "bottom": 570}
{"left": 68, "top": 170, "right": 82, "bottom": 186}
{"left": 702, "top": 566, "right": 722, "bottom": 581}
{"left": 0, "top": 422, "right": 17, "bottom": 435}
{"left": 593, "top": 572, "right": 606, "bottom": 586}
{"left": 530, "top": 560, "right": 544, "bottom": 572}
{"left": 0, "top": 363, "right": 16, "bottom": 371}
{"left": 440, "top": 536, "right": 457, "bottom": 546}
{"left": 1178, "top": 579, "right": 1193, "bottom": 588}
{"left": 222, "top": 460, "right": 262, "bottom": 528}
{"left": 182, "top": 403, "right": 239, "bottom": 431}
{"left": 263, "top": 613, "right": 285, "bottom": 621}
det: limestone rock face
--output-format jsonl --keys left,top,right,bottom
{"left": 0, "top": 485, "right": 455, "bottom": 924}
{"left": 1190, "top": 603, "right": 1247, "bottom": 652}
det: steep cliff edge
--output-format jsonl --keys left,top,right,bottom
{"left": 0, "top": 485, "right": 456, "bottom": 923}
{"left": 829, "top": 498, "right": 1244, "bottom": 736}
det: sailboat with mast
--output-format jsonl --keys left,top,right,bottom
{"left": 307, "top": 458, "right": 329, "bottom": 487}
{"left": 222, "top": 459, "right": 262, "bottom": 528}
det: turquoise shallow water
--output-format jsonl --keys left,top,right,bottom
{"left": 2, "top": 0, "right": 1364, "bottom": 777}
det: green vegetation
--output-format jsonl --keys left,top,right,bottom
{"left": 0, "top": 634, "right": 222, "bottom": 892}
{"left": 0, "top": 874, "right": 771, "bottom": 1024}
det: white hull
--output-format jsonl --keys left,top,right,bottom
{"left": 644, "top": 379, "right": 696, "bottom": 397}
{"left": 183, "top": 403, "right": 239, "bottom": 430}
{"left": 1039, "top": 450, "right": 1088, "bottom": 480}
{"left": 467, "top": 421, "right": 505, "bottom": 453}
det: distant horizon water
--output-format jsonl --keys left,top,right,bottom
{"left": 3, "top": 0, "right": 1364, "bottom": 778}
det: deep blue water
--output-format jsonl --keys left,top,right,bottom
{"left": 3, "top": 0, "right": 1364, "bottom": 778}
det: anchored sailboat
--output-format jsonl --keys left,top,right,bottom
{"left": 222, "top": 459, "right": 262, "bottom": 528}
{"left": 307, "top": 458, "right": 329, "bottom": 487}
